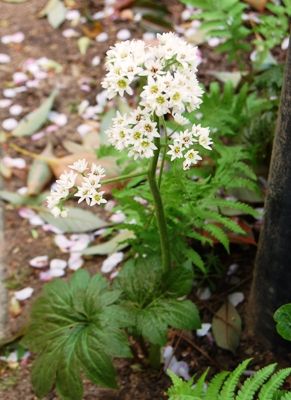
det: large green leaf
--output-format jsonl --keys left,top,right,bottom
{"left": 12, "top": 90, "right": 58, "bottom": 137}
{"left": 24, "top": 270, "right": 130, "bottom": 399}
{"left": 274, "top": 304, "right": 291, "bottom": 341}
{"left": 39, "top": 207, "right": 108, "bottom": 233}
{"left": 82, "top": 230, "right": 134, "bottom": 255}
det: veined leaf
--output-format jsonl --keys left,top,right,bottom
{"left": 12, "top": 90, "right": 58, "bottom": 137}
{"left": 83, "top": 230, "right": 135, "bottom": 255}
{"left": 212, "top": 302, "right": 242, "bottom": 353}
{"left": 24, "top": 270, "right": 129, "bottom": 399}
{"left": 39, "top": 207, "right": 108, "bottom": 233}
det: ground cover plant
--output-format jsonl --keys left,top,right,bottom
{"left": 0, "top": 0, "right": 291, "bottom": 399}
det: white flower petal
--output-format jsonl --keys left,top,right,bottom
{"left": 9, "top": 104, "right": 23, "bottom": 116}
{"left": 92, "top": 55, "right": 101, "bottom": 66}
{"left": 2, "top": 118, "right": 18, "bottom": 131}
{"left": 54, "top": 234, "right": 73, "bottom": 252}
{"left": 196, "top": 323, "right": 212, "bottom": 337}
{"left": 96, "top": 32, "right": 109, "bottom": 42}
{"left": 14, "top": 287, "right": 34, "bottom": 301}
{"left": 117, "top": 29, "right": 131, "bottom": 41}
{"left": 29, "top": 255, "right": 49, "bottom": 268}
{"left": 101, "top": 252, "right": 124, "bottom": 273}
{"left": 50, "top": 258, "right": 67, "bottom": 270}
{"left": 68, "top": 253, "right": 84, "bottom": 270}
{"left": 0, "top": 99, "right": 12, "bottom": 108}
{"left": 0, "top": 53, "right": 11, "bottom": 63}
{"left": 196, "top": 287, "right": 211, "bottom": 300}
{"left": 228, "top": 292, "right": 245, "bottom": 307}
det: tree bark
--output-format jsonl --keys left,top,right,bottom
{"left": 249, "top": 35, "right": 291, "bottom": 353}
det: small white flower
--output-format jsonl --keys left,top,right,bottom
{"left": 90, "top": 190, "right": 107, "bottom": 206}
{"left": 167, "top": 143, "right": 184, "bottom": 160}
{"left": 69, "top": 159, "right": 88, "bottom": 173}
{"left": 183, "top": 149, "right": 202, "bottom": 170}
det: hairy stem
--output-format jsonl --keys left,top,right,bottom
{"left": 158, "top": 117, "right": 168, "bottom": 187}
{"left": 148, "top": 136, "right": 171, "bottom": 272}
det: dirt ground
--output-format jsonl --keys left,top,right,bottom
{"left": 0, "top": 0, "right": 288, "bottom": 399}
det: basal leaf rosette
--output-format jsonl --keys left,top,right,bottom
{"left": 23, "top": 270, "right": 132, "bottom": 399}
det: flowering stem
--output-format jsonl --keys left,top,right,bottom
{"left": 158, "top": 117, "right": 168, "bottom": 187}
{"left": 148, "top": 136, "right": 171, "bottom": 272}
{"left": 102, "top": 171, "right": 147, "bottom": 185}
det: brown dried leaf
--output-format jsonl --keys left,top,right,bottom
{"left": 81, "top": 22, "right": 103, "bottom": 39}
{"left": 244, "top": 0, "right": 268, "bottom": 11}
{"left": 212, "top": 302, "right": 242, "bottom": 353}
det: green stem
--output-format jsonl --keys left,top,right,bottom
{"left": 148, "top": 343, "right": 161, "bottom": 369}
{"left": 158, "top": 117, "right": 168, "bottom": 187}
{"left": 148, "top": 136, "right": 171, "bottom": 272}
{"left": 102, "top": 171, "right": 147, "bottom": 185}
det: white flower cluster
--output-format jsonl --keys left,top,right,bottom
{"left": 102, "top": 32, "right": 212, "bottom": 167}
{"left": 47, "top": 159, "right": 107, "bottom": 217}
{"left": 168, "top": 125, "right": 212, "bottom": 170}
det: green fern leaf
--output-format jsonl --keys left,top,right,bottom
{"left": 204, "top": 223, "right": 230, "bottom": 251}
{"left": 236, "top": 363, "right": 277, "bottom": 400}
{"left": 203, "top": 199, "right": 258, "bottom": 218}
{"left": 205, "top": 371, "right": 229, "bottom": 400}
{"left": 190, "top": 369, "right": 208, "bottom": 398}
{"left": 219, "top": 359, "right": 251, "bottom": 399}
{"left": 281, "top": 393, "right": 291, "bottom": 400}
{"left": 258, "top": 368, "right": 291, "bottom": 400}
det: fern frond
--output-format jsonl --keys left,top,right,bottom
{"left": 219, "top": 359, "right": 252, "bottom": 399}
{"left": 203, "top": 199, "right": 258, "bottom": 218}
{"left": 258, "top": 368, "right": 291, "bottom": 400}
{"left": 236, "top": 363, "right": 277, "bottom": 400}
{"left": 205, "top": 371, "right": 229, "bottom": 400}
{"left": 281, "top": 393, "right": 291, "bottom": 400}
{"left": 234, "top": 162, "right": 257, "bottom": 180}
{"left": 227, "top": 177, "right": 258, "bottom": 192}
{"left": 204, "top": 224, "right": 230, "bottom": 252}
{"left": 191, "top": 369, "right": 208, "bottom": 398}
{"left": 195, "top": 209, "right": 245, "bottom": 235}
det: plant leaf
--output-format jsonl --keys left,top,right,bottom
{"left": 47, "top": 0, "right": 67, "bottom": 28}
{"left": 82, "top": 230, "right": 135, "bottom": 255}
{"left": 27, "top": 142, "right": 54, "bottom": 195}
{"left": 0, "top": 190, "right": 25, "bottom": 205}
{"left": 274, "top": 304, "right": 291, "bottom": 341}
{"left": 78, "top": 36, "right": 91, "bottom": 55}
{"left": 12, "top": 90, "right": 58, "bottom": 137}
{"left": 99, "top": 109, "right": 116, "bottom": 145}
{"left": 212, "top": 302, "right": 242, "bottom": 353}
{"left": 39, "top": 207, "right": 108, "bottom": 233}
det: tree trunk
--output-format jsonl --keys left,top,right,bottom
{"left": 249, "top": 35, "right": 291, "bottom": 353}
